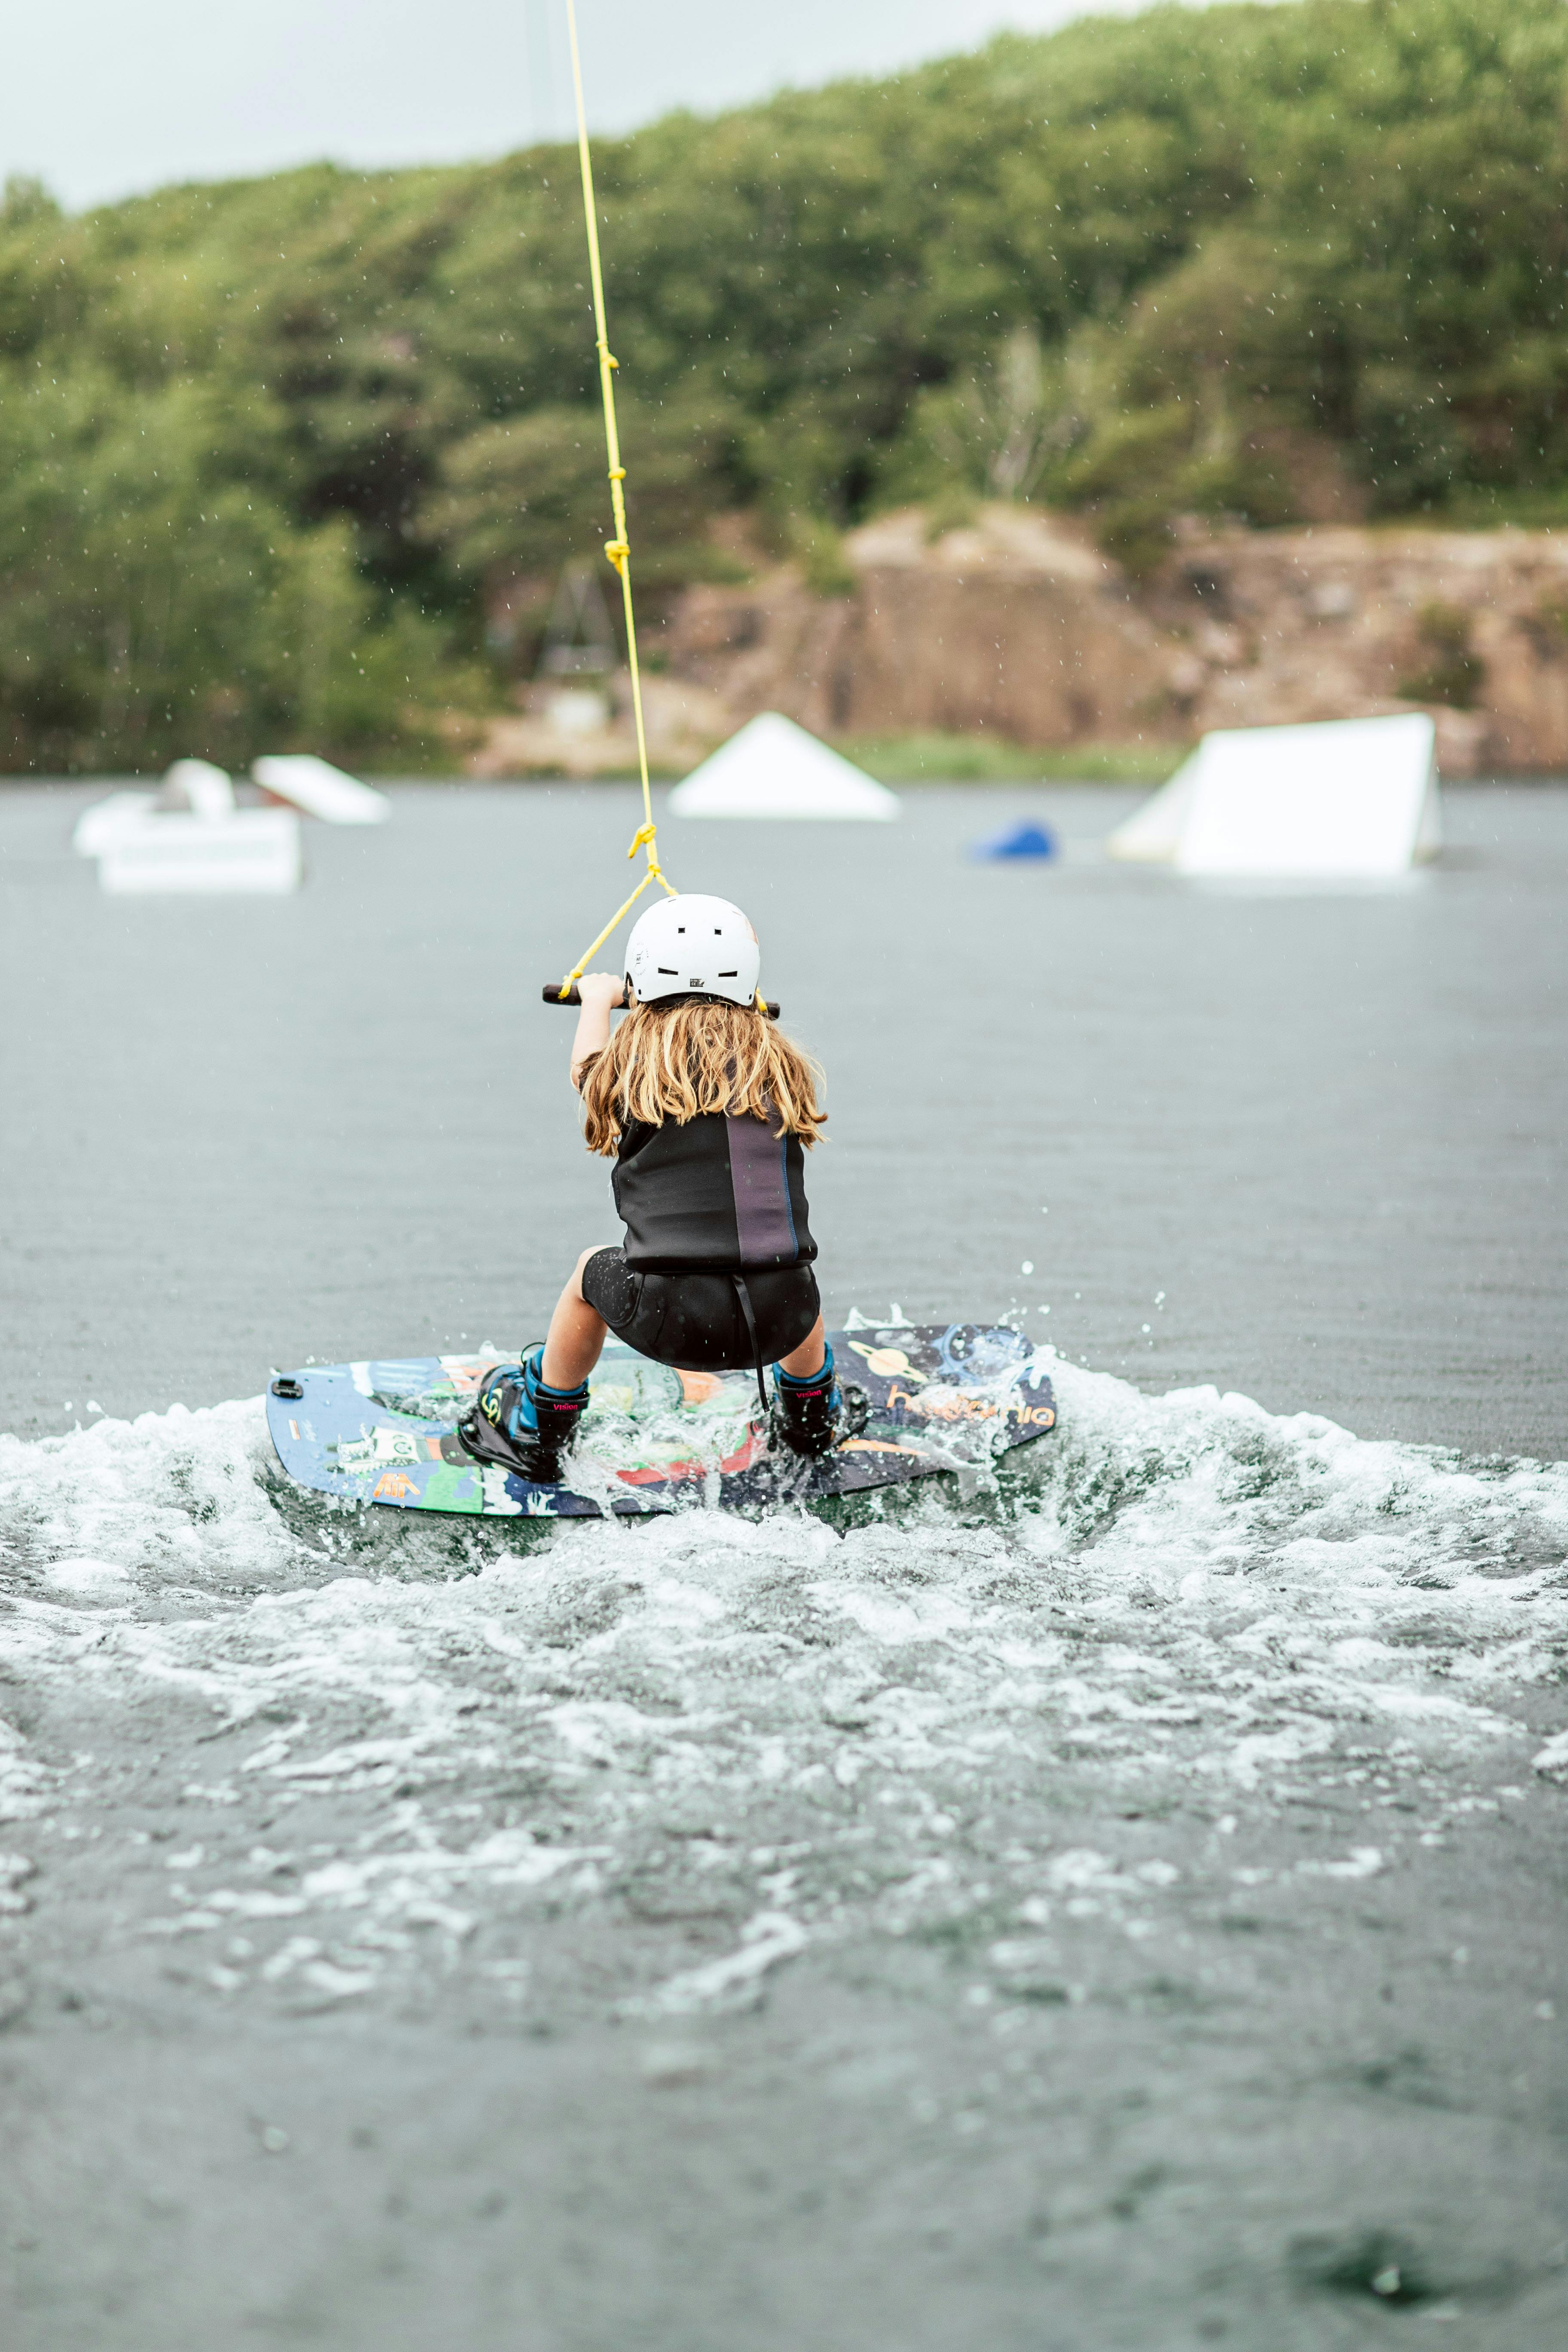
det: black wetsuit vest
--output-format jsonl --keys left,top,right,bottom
{"left": 612, "top": 1110, "right": 817, "bottom": 1272}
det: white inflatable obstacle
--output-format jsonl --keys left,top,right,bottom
{"left": 75, "top": 759, "right": 301, "bottom": 895}
{"left": 251, "top": 753, "right": 390, "bottom": 824}
{"left": 1106, "top": 713, "right": 1440, "bottom": 879}
{"left": 669, "top": 713, "right": 900, "bottom": 821}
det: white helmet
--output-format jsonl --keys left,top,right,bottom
{"left": 624, "top": 893, "right": 761, "bottom": 1008}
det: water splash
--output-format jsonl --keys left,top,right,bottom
{"left": 1, "top": 1354, "right": 1564, "bottom": 2019}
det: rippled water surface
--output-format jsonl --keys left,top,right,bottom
{"left": 3, "top": 782, "right": 1566, "bottom": 2347}
{"left": 3, "top": 781, "right": 1566, "bottom": 1451}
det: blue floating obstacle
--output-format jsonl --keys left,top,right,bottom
{"left": 969, "top": 819, "right": 1057, "bottom": 862}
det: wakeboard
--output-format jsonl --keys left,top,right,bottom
{"left": 265, "top": 1325, "right": 1057, "bottom": 1519}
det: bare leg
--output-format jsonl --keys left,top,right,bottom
{"left": 777, "top": 1314, "right": 826, "bottom": 1380}
{"left": 540, "top": 1249, "right": 611, "bottom": 1390}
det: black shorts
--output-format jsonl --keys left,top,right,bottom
{"left": 580, "top": 1248, "right": 821, "bottom": 1374}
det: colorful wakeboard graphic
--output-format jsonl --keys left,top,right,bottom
{"left": 265, "top": 1325, "right": 1057, "bottom": 1519}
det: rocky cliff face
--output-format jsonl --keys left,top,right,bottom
{"left": 471, "top": 506, "right": 1568, "bottom": 778}
{"left": 658, "top": 508, "right": 1568, "bottom": 775}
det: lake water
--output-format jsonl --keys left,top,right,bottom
{"left": 2, "top": 779, "right": 1566, "bottom": 2349}
{"left": 2, "top": 780, "right": 1564, "bottom": 1450}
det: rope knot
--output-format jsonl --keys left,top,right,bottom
{"left": 626, "top": 821, "right": 657, "bottom": 860}
{"left": 604, "top": 539, "right": 629, "bottom": 573}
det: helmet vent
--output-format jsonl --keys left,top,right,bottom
{"left": 657, "top": 965, "right": 677, "bottom": 974}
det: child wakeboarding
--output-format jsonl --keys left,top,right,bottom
{"left": 459, "top": 894, "right": 862, "bottom": 1485}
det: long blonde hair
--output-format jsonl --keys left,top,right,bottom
{"left": 579, "top": 1000, "right": 826, "bottom": 1158}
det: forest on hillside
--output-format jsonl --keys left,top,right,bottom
{"left": 3, "top": 0, "right": 1567, "bottom": 771}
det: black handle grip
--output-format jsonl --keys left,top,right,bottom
{"left": 542, "top": 983, "right": 779, "bottom": 1016}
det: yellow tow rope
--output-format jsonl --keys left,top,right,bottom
{"left": 551, "top": 0, "right": 676, "bottom": 1000}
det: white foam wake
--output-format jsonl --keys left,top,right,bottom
{"left": 1, "top": 1358, "right": 1564, "bottom": 2012}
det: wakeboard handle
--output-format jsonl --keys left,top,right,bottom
{"left": 543, "top": 983, "right": 779, "bottom": 1015}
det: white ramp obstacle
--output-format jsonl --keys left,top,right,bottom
{"left": 669, "top": 713, "right": 900, "bottom": 821}
{"left": 159, "top": 757, "right": 235, "bottom": 820}
{"left": 72, "top": 758, "right": 233, "bottom": 856}
{"left": 252, "top": 753, "right": 390, "bottom": 825}
{"left": 1107, "top": 714, "right": 1439, "bottom": 879}
{"left": 75, "top": 759, "right": 301, "bottom": 894}
{"left": 73, "top": 789, "right": 158, "bottom": 859}
{"left": 1100, "top": 753, "right": 1200, "bottom": 866}
{"left": 98, "top": 807, "right": 302, "bottom": 896}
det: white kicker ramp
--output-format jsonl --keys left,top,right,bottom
{"left": 252, "top": 754, "right": 390, "bottom": 824}
{"left": 670, "top": 713, "right": 900, "bottom": 821}
{"left": 1101, "top": 750, "right": 1201, "bottom": 865}
{"left": 1108, "top": 714, "right": 1440, "bottom": 878}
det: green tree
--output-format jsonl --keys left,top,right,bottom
{"left": 8, "top": 0, "right": 1568, "bottom": 766}
{"left": 0, "top": 364, "right": 461, "bottom": 769}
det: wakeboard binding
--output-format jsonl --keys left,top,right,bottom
{"left": 457, "top": 1348, "right": 590, "bottom": 1483}
{"left": 768, "top": 1344, "right": 868, "bottom": 1461}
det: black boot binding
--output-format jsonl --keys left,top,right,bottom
{"left": 768, "top": 1344, "right": 867, "bottom": 1461}
{"left": 457, "top": 1348, "right": 591, "bottom": 1483}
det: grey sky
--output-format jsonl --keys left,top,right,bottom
{"left": 3, "top": 0, "right": 1196, "bottom": 212}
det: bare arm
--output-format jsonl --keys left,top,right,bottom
{"left": 569, "top": 971, "right": 625, "bottom": 1091}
